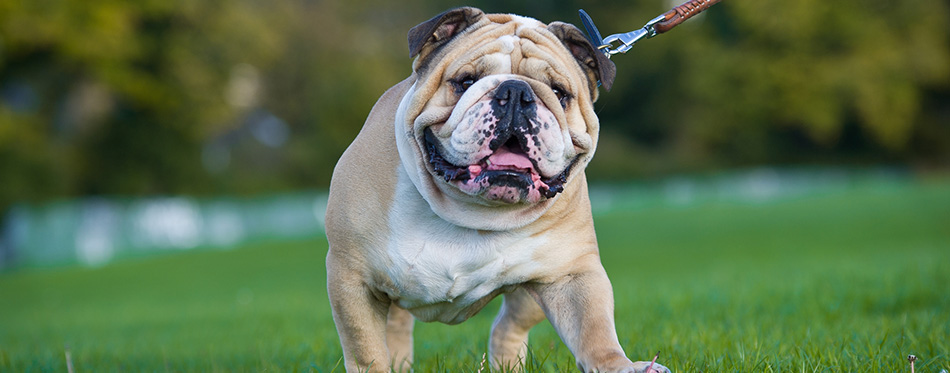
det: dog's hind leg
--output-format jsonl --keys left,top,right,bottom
{"left": 386, "top": 303, "right": 415, "bottom": 372}
{"left": 488, "top": 287, "right": 547, "bottom": 371}
{"left": 326, "top": 252, "right": 391, "bottom": 373}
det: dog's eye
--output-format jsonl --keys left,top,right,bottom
{"left": 551, "top": 85, "right": 571, "bottom": 108}
{"left": 452, "top": 75, "right": 477, "bottom": 94}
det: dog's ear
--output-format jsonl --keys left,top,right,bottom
{"left": 547, "top": 22, "right": 617, "bottom": 93}
{"left": 408, "top": 7, "right": 485, "bottom": 61}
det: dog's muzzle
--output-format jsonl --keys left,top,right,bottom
{"left": 423, "top": 80, "right": 573, "bottom": 204}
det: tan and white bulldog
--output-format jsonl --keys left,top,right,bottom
{"left": 326, "top": 7, "right": 670, "bottom": 373}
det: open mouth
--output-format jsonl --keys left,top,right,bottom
{"left": 424, "top": 129, "right": 570, "bottom": 201}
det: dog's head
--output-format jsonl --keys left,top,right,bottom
{"left": 394, "top": 7, "right": 615, "bottom": 229}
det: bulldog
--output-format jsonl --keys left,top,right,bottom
{"left": 325, "top": 7, "right": 670, "bottom": 373}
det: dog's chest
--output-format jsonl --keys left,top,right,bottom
{"left": 379, "top": 192, "right": 544, "bottom": 323}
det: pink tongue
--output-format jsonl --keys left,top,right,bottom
{"left": 488, "top": 147, "right": 533, "bottom": 170}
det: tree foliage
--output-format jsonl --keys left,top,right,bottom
{"left": 587, "top": 0, "right": 950, "bottom": 176}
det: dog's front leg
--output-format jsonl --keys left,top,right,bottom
{"left": 327, "top": 253, "right": 391, "bottom": 372}
{"left": 528, "top": 254, "right": 670, "bottom": 373}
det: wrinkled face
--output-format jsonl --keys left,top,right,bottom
{"left": 409, "top": 15, "right": 599, "bottom": 206}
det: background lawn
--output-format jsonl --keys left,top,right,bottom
{"left": 1, "top": 176, "right": 948, "bottom": 372}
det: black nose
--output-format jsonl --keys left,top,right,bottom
{"left": 493, "top": 80, "right": 535, "bottom": 107}
{"left": 489, "top": 80, "right": 538, "bottom": 151}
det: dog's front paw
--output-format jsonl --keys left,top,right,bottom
{"left": 626, "top": 360, "right": 671, "bottom": 373}
{"left": 582, "top": 353, "right": 672, "bottom": 373}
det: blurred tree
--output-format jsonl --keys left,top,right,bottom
{"left": 0, "top": 0, "right": 291, "bottom": 210}
{"left": 593, "top": 0, "right": 950, "bottom": 175}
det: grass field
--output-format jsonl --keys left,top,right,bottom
{"left": 1, "top": 176, "right": 948, "bottom": 372}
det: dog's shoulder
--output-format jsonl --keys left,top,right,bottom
{"left": 326, "top": 77, "right": 414, "bottom": 247}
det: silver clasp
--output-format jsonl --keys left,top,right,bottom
{"left": 601, "top": 15, "right": 666, "bottom": 57}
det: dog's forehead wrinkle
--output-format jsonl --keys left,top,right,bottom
{"left": 455, "top": 22, "right": 559, "bottom": 79}
{"left": 498, "top": 34, "right": 518, "bottom": 53}
{"left": 475, "top": 54, "right": 511, "bottom": 77}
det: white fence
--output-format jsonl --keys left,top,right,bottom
{"left": 1, "top": 193, "right": 328, "bottom": 268}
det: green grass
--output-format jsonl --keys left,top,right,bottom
{"left": 1, "top": 177, "right": 948, "bottom": 372}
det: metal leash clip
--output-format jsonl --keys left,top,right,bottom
{"left": 599, "top": 14, "right": 666, "bottom": 57}
{"left": 580, "top": 0, "right": 723, "bottom": 59}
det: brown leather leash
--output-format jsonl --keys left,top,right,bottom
{"left": 580, "top": 0, "right": 722, "bottom": 58}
